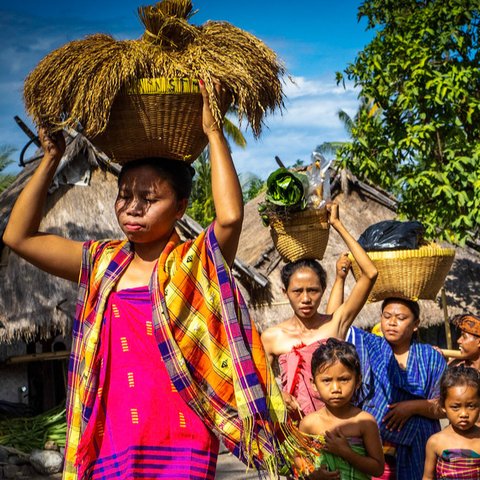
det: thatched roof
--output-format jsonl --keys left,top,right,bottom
{"left": 237, "top": 170, "right": 480, "bottom": 331}
{"left": 0, "top": 132, "right": 267, "bottom": 343}
{"left": 0, "top": 134, "right": 123, "bottom": 342}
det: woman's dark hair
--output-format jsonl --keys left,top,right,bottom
{"left": 439, "top": 364, "right": 480, "bottom": 406}
{"left": 381, "top": 297, "right": 420, "bottom": 322}
{"left": 281, "top": 258, "right": 327, "bottom": 291}
{"left": 311, "top": 338, "right": 361, "bottom": 380}
{"left": 118, "top": 157, "right": 195, "bottom": 200}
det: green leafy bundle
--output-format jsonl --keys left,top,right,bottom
{"left": 265, "top": 168, "right": 308, "bottom": 208}
{"left": 0, "top": 404, "right": 66, "bottom": 452}
{"left": 258, "top": 168, "right": 309, "bottom": 226}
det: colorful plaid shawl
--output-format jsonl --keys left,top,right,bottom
{"left": 436, "top": 449, "right": 480, "bottom": 479}
{"left": 64, "top": 225, "right": 294, "bottom": 479}
{"left": 347, "top": 327, "right": 447, "bottom": 480}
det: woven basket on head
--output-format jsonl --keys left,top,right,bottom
{"left": 92, "top": 78, "right": 207, "bottom": 164}
{"left": 269, "top": 209, "right": 330, "bottom": 262}
{"left": 349, "top": 244, "right": 455, "bottom": 302}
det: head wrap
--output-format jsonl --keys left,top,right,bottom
{"left": 452, "top": 314, "right": 480, "bottom": 337}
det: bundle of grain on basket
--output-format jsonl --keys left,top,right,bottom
{"left": 23, "top": 0, "right": 286, "bottom": 164}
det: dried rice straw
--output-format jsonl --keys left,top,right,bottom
{"left": 24, "top": 0, "right": 286, "bottom": 138}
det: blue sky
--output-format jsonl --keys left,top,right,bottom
{"left": 0, "top": 1, "right": 373, "bottom": 177}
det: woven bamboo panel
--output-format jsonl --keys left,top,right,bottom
{"left": 350, "top": 245, "right": 455, "bottom": 302}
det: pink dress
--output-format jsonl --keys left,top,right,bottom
{"left": 278, "top": 340, "right": 326, "bottom": 416}
{"left": 80, "top": 286, "right": 219, "bottom": 479}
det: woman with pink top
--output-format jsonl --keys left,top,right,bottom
{"left": 261, "top": 205, "right": 378, "bottom": 419}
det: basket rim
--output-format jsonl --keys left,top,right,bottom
{"left": 348, "top": 245, "right": 455, "bottom": 261}
{"left": 125, "top": 77, "right": 201, "bottom": 95}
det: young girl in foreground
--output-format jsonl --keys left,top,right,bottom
{"left": 296, "top": 338, "right": 384, "bottom": 479}
{"left": 423, "top": 365, "right": 480, "bottom": 480}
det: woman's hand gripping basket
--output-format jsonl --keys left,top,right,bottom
{"left": 259, "top": 153, "right": 332, "bottom": 262}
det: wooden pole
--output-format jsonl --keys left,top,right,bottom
{"left": 5, "top": 350, "right": 70, "bottom": 364}
{"left": 441, "top": 287, "right": 452, "bottom": 350}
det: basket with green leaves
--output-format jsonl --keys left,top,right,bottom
{"left": 23, "top": 0, "right": 286, "bottom": 164}
{"left": 259, "top": 154, "right": 331, "bottom": 261}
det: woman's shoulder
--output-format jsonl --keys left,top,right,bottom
{"left": 261, "top": 320, "right": 297, "bottom": 352}
{"left": 85, "top": 239, "right": 124, "bottom": 262}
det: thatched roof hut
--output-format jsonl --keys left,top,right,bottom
{"left": 237, "top": 169, "right": 480, "bottom": 341}
{"left": 0, "top": 132, "right": 268, "bottom": 344}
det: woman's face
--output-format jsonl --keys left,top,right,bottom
{"left": 115, "top": 165, "right": 187, "bottom": 245}
{"left": 380, "top": 301, "right": 419, "bottom": 347}
{"left": 284, "top": 267, "right": 324, "bottom": 321}
{"left": 457, "top": 330, "right": 480, "bottom": 360}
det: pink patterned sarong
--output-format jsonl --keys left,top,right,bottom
{"left": 81, "top": 286, "right": 219, "bottom": 479}
{"left": 278, "top": 340, "right": 326, "bottom": 416}
{"left": 436, "top": 449, "right": 480, "bottom": 479}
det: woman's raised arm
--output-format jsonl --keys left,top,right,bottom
{"left": 2, "top": 128, "right": 83, "bottom": 282}
{"left": 327, "top": 204, "right": 377, "bottom": 338}
{"left": 200, "top": 81, "right": 243, "bottom": 267}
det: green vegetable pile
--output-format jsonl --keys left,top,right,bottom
{"left": 258, "top": 168, "right": 309, "bottom": 226}
{"left": 0, "top": 404, "right": 67, "bottom": 452}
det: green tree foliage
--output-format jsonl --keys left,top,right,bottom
{"left": 243, "top": 177, "right": 265, "bottom": 203}
{"left": 187, "top": 109, "right": 247, "bottom": 227}
{"left": 188, "top": 151, "right": 215, "bottom": 227}
{"left": 337, "top": 0, "right": 480, "bottom": 244}
{"left": 0, "top": 146, "right": 15, "bottom": 193}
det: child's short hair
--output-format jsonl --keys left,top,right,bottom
{"left": 311, "top": 338, "right": 361, "bottom": 379}
{"left": 280, "top": 258, "right": 327, "bottom": 291}
{"left": 439, "top": 364, "right": 480, "bottom": 406}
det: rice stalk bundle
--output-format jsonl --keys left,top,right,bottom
{"left": 23, "top": 0, "right": 286, "bottom": 151}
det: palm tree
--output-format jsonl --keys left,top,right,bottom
{"left": 316, "top": 96, "right": 379, "bottom": 164}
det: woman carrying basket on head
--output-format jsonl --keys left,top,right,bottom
{"left": 3, "top": 82, "right": 284, "bottom": 479}
{"left": 260, "top": 205, "right": 378, "bottom": 419}
{"left": 324, "top": 258, "right": 448, "bottom": 480}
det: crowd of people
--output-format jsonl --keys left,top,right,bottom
{"left": 2, "top": 83, "right": 479, "bottom": 479}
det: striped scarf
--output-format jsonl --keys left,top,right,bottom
{"left": 64, "top": 225, "right": 306, "bottom": 479}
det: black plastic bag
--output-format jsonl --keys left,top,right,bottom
{"left": 358, "top": 220, "right": 424, "bottom": 251}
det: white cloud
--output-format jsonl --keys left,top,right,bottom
{"left": 228, "top": 78, "right": 360, "bottom": 178}
{"left": 284, "top": 76, "right": 356, "bottom": 99}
